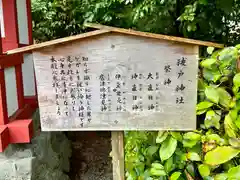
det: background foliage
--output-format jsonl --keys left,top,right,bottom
{"left": 32, "top": 0, "right": 240, "bottom": 45}
{"left": 31, "top": 0, "right": 240, "bottom": 179}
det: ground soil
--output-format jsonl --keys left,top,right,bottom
{"left": 67, "top": 131, "right": 113, "bottom": 180}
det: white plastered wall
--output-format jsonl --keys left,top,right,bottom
{"left": 16, "top": 0, "right": 29, "bottom": 44}
{"left": 4, "top": 67, "right": 18, "bottom": 117}
{"left": 22, "top": 53, "right": 36, "bottom": 96}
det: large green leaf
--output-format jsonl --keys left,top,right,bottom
{"left": 186, "top": 163, "right": 195, "bottom": 178}
{"left": 183, "top": 132, "right": 201, "bottom": 141}
{"left": 207, "top": 47, "right": 215, "bottom": 55}
{"left": 229, "top": 109, "right": 238, "bottom": 121}
{"left": 183, "top": 140, "right": 199, "bottom": 148}
{"left": 183, "top": 132, "right": 201, "bottom": 148}
{"left": 170, "top": 132, "right": 182, "bottom": 142}
{"left": 164, "top": 156, "right": 174, "bottom": 173}
{"left": 228, "top": 166, "right": 240, "bottom": 179}
{"left": 218, "top": 47, "right": 238, "bottom": 62}
{"left": 198, "top": 79, "right": 206, "bottom": 90}
{"left": 201, "top": 58, "right": 216, "bottom": 68}
{"left": 135, "top": 162, "right": 145, "bottom": 176}
{"left": 143, "top": 169, "right": 152, "bottom": 180}
{"left": 150, "top": 163, "right": 166, "bottom": 177}
{"left": 187, "top": 152, "right": 201, "bottom": 161}
{"left": 214, "top": 173, "right": 228, "bottom": 180}
{"left": 151, "top": 162, "right": 164, "bottom": 170}
{"left": 233, "top": 73, "right": 240, "bottom": 88}
{"left": 198, "top": 164, "right": 210, "bottom": 177}
{"left": 159, "top": 136, "right": 177, "bottom": 161}
{"left": 204, "top": 146, "right": 240, "bottom": 166}
{"left": 233, "top": 85, "right": 239, "bottom": 95}
{"left": 229, "top": 138, "right": 240, "bottom": 148}
{"left": 204, "top": 110, "right": 221, "bottom": 129}
{"left": 224, "top": 113, "right": 237, "bottom": 138}
{"left": 197, "top": 109, "right": 207, "bottom": 115}
{"left": 156, "top": 131, "right": 168, "bottom": 143}
{"left": 188, "top": 142, "right": 202, "bottom": 154}
{"left": 220, "top": 76, "right": 229, "bottom": 83}
{"left": 149, "top": 168, "right": 166, "bottom": 177}
{"left": 196, "top": 101, "right": 213, "bottom": 111}
{"left": 217, "top": 88, "right": 232, "bottom": 108}
{"left": 235, "top": 116, "right": 240, "bottom": 129}
{"left": 203, "top": 68, "right": 221, "bottom": 82}
{"left": 205, "top": 87, "right": 219, "bottom": 104}
{"left": 170, "top": 172, "right": 181, "bottom": 180}
{"left": 146, "top": 146, "right": 159, "bottom": 157}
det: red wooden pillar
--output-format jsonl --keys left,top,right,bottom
{"left": 2, "top": 0, "right": 19, "bottom": 52}
{"left": 0, "top": 69, "right": 8, "bottom": 125}
{"left": 26, "top": 0, "right": 33, "bottom": 45}
{"left": 15, "top": 63, "right": 25, "bottom": 109}
{"left": 0, "top": 68, "right": 9, "bottom": 151}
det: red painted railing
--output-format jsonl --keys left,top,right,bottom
{"left": 0, "top": 51, "right": 38, "bottom": 152}
{"left": 0, "top": 0, "right": 38, "bottom": 152}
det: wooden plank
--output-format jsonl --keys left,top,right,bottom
{"left": 33, "top": 33, "right": 198, "bottom": 131}
{"left": 7, "top": 119, "right": 33, "bottom": 143}
{"left": 0, "top": 54, "right": 23, "bottom": 69}
{"left": 7, "top": 23, "right": 223, "bottom": 56}
{"left": 111, "top": 131, "right": 125, "bottom": 180}
{"left": 0, "top": 69, "right": 8, "bottom": 125}
{"left": 6, "top": 29, "right": 110, "bottom": 55}
{"left": 0, "top": 125, "right": 9, "bottom": 152}
{"left": 84, "top": 23, "right": 224, "bottom": 48}
{"left": 15, "top": 64, "right": 25, "bottom": 109}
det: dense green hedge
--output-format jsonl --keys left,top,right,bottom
{"left": 125, "top": 44, "right": 240, "bottom": 180}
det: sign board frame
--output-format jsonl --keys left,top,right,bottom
{"left": 32, "top": 32, "right": 199, "bottom": 131}
{"left": 6, "top": 23, "right": 224, "bottom": 132}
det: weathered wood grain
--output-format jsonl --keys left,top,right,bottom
{"left": 6, "top": 29, "right": 110, "bottom": 55}
{"left": 33, "top": 33, "right": 199, "bottom": 131}
{"left": 85, "top": 23, "right": 224, "bottom": 48}
{"left": 111, "top": 131, "right": 124, "bottom": 180}
{"left": 7, "top": 23, "right": 224, "bottom": 55}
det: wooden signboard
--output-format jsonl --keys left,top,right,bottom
{"left": 31, "top": 30, "right": 199, "bottom": 131}
{"left": 5, "top": 24, "right": 224, "bottom": 180}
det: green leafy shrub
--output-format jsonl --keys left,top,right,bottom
{"left": 31, "top": 0, "right": 240, "bottom": 45}
{"left": 124, "top": 44, "right": 240, "bottom": 180}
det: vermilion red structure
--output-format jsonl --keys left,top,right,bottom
{"left": 0, "top": 0, "right": 38, "bottom": 152}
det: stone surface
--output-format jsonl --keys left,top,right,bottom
{"left": 0, "top": 109, "right": 71, "bottom": 180}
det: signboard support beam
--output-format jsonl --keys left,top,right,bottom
{"left": 111, "top": 131, "right": 125, "bottom": 180}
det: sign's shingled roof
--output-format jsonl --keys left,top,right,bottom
{"left": 7, "top": 23, "right": 224, "bottom": 55}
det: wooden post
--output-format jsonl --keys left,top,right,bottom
{"left": 15, "top": 63, "right": 25, "bottom": 109}
{"left": 0, "top": 69, "right": 8, "bottom": 125}
{"left": 111, "top": 131, "right": 125, "bottom": 180}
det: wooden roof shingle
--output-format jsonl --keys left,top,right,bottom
{"left": 7, "top": 23, "right": 224, "bottom": 55}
